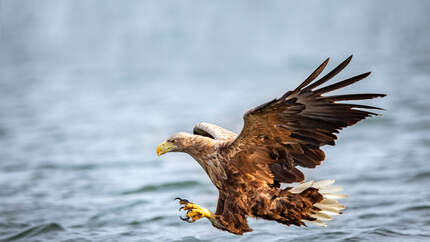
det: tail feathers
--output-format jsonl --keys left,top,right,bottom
{"left": 290, "top": 179, "right": 347, "bottom": 227}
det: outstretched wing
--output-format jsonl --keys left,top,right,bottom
{"left": 225, "top": 56, "right": 385, "bottom": 184}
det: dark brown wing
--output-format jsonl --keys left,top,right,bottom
{"left": 225, "top": 56, "right": 386, "bottom": 184}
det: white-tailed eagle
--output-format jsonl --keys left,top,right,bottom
{"left": 156, "top": 56, "right": 385, "bottom": 234}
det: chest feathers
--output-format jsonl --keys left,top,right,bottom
{"left": 185, "top": 137, "right": 228, "bottom": 189}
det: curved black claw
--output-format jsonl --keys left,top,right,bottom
{"left": 175, "top": 197, "right": 190, "bottom": 205}
{"left": 179, "top": 215, "right": 194, "bottom": 223}
{"left": 176, "top": 197, "right": 197, "bottom": 223}
{"left": 175, "top": 197, "right": 189, "bottom": 211}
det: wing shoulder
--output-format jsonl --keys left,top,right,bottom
{"left": 193, "top": 122, "right": 237, "bottom": 142}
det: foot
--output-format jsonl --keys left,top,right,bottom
{"left": 176, "top": 197, "right": 214, "bottom": 223}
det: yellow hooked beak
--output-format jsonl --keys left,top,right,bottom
{"left": 156, "top": 141, "right": 177, "bottom": 156}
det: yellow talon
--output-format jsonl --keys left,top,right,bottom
{"left": 176, "top": 197, "right": 214, "bottom": 223}
{"left": 184, "top": 203, "right": 202, "bottom": 210}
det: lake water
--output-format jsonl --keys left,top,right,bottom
{"left": 1, "top": 1, "right": 430, "bottom": 241}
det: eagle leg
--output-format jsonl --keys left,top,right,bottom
{"left": 176, "top": 197, "right": 214, "bottom": 223}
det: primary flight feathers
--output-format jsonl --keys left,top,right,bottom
{"left": 227, "top": 55, "right": 385, "bottom": 184}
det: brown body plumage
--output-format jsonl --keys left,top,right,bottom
{"left": 156, "top": 56, "right": 385, "bottom": 235}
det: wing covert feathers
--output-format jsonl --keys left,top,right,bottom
{"left": 227, "top": 56, "right": 385, "bottom": 184}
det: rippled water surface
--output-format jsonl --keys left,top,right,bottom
{"left": 1, "top": 1, "right": 430, "bottom": 241}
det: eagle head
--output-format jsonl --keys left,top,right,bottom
{"left": 156, "top": 132, "right": 193, "bottom": 156}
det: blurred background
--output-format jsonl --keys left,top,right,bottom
{"left": 1, "top": 1, "right": 430, "bottom": 241}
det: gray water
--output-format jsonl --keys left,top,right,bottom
{"left": 1, "top": 1, "right": 430, "bottom": 241}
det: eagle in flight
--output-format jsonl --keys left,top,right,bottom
{"left": 156, "top": 56, "right": 385, "bottom": 235}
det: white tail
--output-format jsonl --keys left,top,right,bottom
{"left": 290, "top": 179, "right": 347, "bottom": 227}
